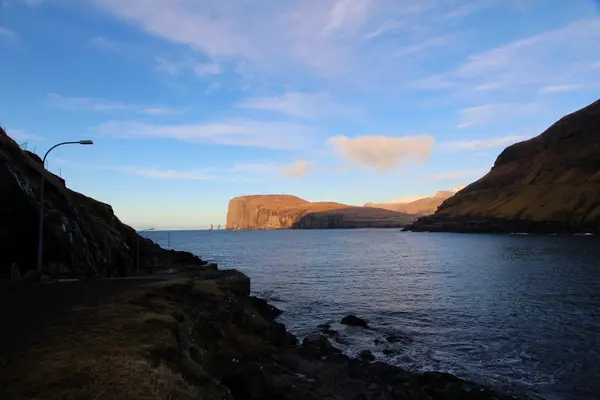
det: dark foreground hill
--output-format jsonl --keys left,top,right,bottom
{"left": 408, "top": 99, "right": 600, "bottom": 233}
{"left": 0, "top": 127, "right": 203, "bottom": 279}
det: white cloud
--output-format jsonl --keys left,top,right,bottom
{"left": 239, "top": 92, "right": 355, "bottom": 119}
{"left": 428, "top": 167, "right": 490, "bottom": 181}
{"left": 456, "top": 102, "right": 539, "bottom": 128}
{"left": 46, "top": 93, "right": 181, "bottom": 115}
{"left": 98, "top": 119, "right": 317, "bottom": 150}
{"left": 193, "top": 62, "right": 222, "bottom": 76}
{"left": 539, "top": 84, "right": 585, "bottom": 94}
{"left": 89, "top": 0, "right": 505, "bottom": 82}
{"left": 0, "top": 26, "right": 17, "bottom": 43}
{"left": 280, "top": 159, "right": 313, "bottom": 178}
{"left": 155, "top": 57, "right": 182, "bottom": 75}
{"left": 329, "top": 135, "right": 435, "bottom": 172}
{"left": 441, "top": 136, "right": 526, "bottom": 151}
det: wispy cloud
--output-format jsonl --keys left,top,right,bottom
{"left": 412, "top": 18, "right": 600, "bottom": 93}
{"left": 155, "top": 57, "right": 222, "bottom": 78}
{"left": 90, "top": 36, "right": 122, "bottom": 52}
{"left": 329, "top": 135, "right": 434, "bottom": 172}
{"left": 47, "top": 93, "right": 181, "bottom": 115}
{"left": 280, "top": 159, "right": 313, "bottom": 178}
{"left": 456, "top": 102, "right": 539, "bottom": 128}
{"left": 239, "top": 92, "right": 356, "bottom": 119}
{"left": 98, "top": 119, "right": 318, "bottom": 150}
{"left": 103, "top": 166, "right": 217, "bottom": 181}
{"left": 539, "top": 84, "right": 585, "bottom": 94}
{"left": 0, "top": 26, "right": 17, "bottom": 43}
{"left": 89, "top": 0, "right": 505, "bottom": 83}
{"left": 428, "top": 167, "right": 490, "bottom": 181}
{"left": 392, "top": 35, "right": 454, "bottom": 58}
{"left": 440, "top": 136, "right": 526, "bottom": 151}
{"left": 193, "top": 62, "right": 222, "bottom": 76}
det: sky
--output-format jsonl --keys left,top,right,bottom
{"left": 1, "top": 0, "right": 600, "bottom": 230}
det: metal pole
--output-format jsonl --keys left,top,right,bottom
{"left": 36, "top": 140, "right": 93, "bottom": 277}
{"left": 36, "top": 174, "right": 46, "bottom": 276}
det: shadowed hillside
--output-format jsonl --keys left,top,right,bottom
{"left": 364, "top": 190, "right": 458, "bottom": 215}
{"left": 408, "top": 99, "right": 600, "bottom": 233}
{"left": 0, "top": 127, "right": 204, "bottom": 279}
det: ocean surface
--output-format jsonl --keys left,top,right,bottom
{"left": 144, "top": 229, "right": 600, "bottom": 400}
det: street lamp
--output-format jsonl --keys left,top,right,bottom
{"left": 37, "top": 140, "right": 94, "bottom": 276}
{"left": 136, "top": 228, "right": 154, "bottom": 273}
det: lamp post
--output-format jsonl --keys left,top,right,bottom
{"left": 37, "top": 140, "right": 94, "bottom": 276}
{"left": 136, "top": 228, "right": 154, "bottom": 273}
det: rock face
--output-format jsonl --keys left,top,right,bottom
{"left": 0, "top": 128, "right": 204, "bottom": 279}
{"left": 408, "top": 99, "right": 600, "bottom": 233}
{"left": 365, "top": 190, "right": 458, "bottom": 215}
{"left": 226, "top": 195, "right": 417, "bottom": 230}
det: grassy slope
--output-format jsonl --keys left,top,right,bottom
{"left": 427, "top": 99, "right": 600, "bottom": 225}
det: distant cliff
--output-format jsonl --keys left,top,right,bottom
{"left": 226, "top": 195, "right": 416, "bottom": 230}
{"left": 364, "top": 189, "right": 458, "bottom": 215}
{"left": 408, "top": 99, "right": 600, "bottom": 233}
{"left": 0, "top": 128, "right": 204, "bottom": 279}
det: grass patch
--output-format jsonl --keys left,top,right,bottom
{"left": 0, "top": 279, "right": 233, "bottom": 400}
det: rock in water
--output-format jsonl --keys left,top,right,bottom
{"left": 299, "top": 335, "right": 341, "bottom": 360}
{"left": 408, "top": 99, "right": 600, "bottom": 234}
{"left": 225, "top": 194, "right": 416, "bottom": 230}
{"left": 250, "top": 296, "right": 283, "bottom": 321}
{"left": 386, "top": 334, "right": 411, "bottom": 344}
{"left": 359, "top": 350, "right": 375, "bottom": 361}
{"left": 341, "top": 314, "right": 369, "bottom": 328}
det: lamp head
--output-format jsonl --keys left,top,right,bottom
{"left": 79, "top": 140, "right": 94, "bottom": 145}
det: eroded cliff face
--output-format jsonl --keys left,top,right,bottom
{"left": 409, "top": 99, "right": 600, "bottom": 233}
{"left": 226, "top": 195, "right": 311, "bottom": 229}
{"left": 0, "top": 128, "right": 203, "bottom": 279}
{"left": 226, "top": 195, "right": 416, "bottom": 229}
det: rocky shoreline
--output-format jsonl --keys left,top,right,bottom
{"left": 404, "top": 215, "right": 600, "bottom": 235}
{"left": 0, "top": 265, "right": 521, "bottom": 400}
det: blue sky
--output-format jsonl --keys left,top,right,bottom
{"left": 1, "top": 0, "right": 600, "bottom": 229}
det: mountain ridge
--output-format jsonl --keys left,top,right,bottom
{"left": 407, "top": 99, "right": 600, "bottom": 233}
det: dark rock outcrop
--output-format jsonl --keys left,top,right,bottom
{"left": 0, "top": 128, "right": 205, "bottom": 279}
{"left": 408, "top": 99, "right": 600, "bottom": 234}
{"left": 359, "top": 349, "right": 376, "bottom": 361}
{"left": 226, "top": 195, "right": 417, "bottom": 230}
{"left": 341, "top": 314, "right": 369, "bottom": 328}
